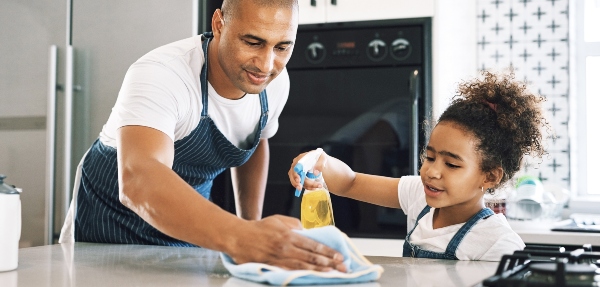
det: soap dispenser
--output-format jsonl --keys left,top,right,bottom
{"left": 0, "top": 174, "right": 21, "bottom": 271}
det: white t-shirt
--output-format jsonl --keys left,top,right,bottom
{"left": 398, "top": 176, "right": 525, "bottom": 261}
{"left": 99, "top": 35, "right": 289, "bottom": 149}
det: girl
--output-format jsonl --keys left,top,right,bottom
{"left": 288, "top": 72, "right": 548, "bottom": 261}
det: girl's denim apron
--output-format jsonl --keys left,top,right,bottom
{"left": 402, "top": 206, "right": 494, "bottom": 259}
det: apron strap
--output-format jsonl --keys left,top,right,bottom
{"left": 444, "top": 207, "right": 495, "bottom": 255}
{"left": 200, "top": 32, "right": 213, "bottom": 117}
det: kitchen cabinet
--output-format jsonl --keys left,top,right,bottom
{"left": 297, "top": 0, "right": 327, "bottom": 24}
{"left": 298, "top": 0, "right": 434, "bottom": 24}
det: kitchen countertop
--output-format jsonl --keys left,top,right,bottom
{"left": 351, "top": 220, "right": 600, "bottom": 257}
{"left": 0, "top": 243, "right": 498, "bottom": 287}
{"left": 507, "top": 220, "right": 600, "bottom": 246}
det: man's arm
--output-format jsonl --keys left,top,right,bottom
{"left": 117, "top": 125, "right": 237, "bottom": 249}
{"left": 117, "top": 126, "right": 346, "bottom": 271}
{"left": 231, "top": 138, "right": 269, "bottom": 220}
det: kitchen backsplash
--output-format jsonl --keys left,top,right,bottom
{"left": 477, "top": 0, "right": 570, "bottom": 190}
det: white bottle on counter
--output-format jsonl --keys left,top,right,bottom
{"left": 0, "top": 174, "right": 21, "bottom": 272}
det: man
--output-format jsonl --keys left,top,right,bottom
{"left": 59, "top": 0, "right": 346, "bottom": 272}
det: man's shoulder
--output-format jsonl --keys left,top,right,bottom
{"left": 136, "top": 35, "right": 204, "bottom": 66}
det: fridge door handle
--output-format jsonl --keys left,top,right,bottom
{"left": 64, "top": 45, "right": 74, "bottom": 222}
{"left": 311, "top": 0, "right": 316, "bottom": 6}
{"left": 409, "top": 69, "right": 420, "bottom": 175}
{"left": 45, "top": 45, "right": 58, "bottom": 245}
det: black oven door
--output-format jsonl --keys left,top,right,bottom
{"left": 264, "top": 66, "right": 424, "bottom": 239}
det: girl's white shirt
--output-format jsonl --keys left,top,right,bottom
{"left": 398, "top": 176, "right": 525, "bottom": 261}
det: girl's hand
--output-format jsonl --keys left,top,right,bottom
{"left": 288, "top": 150, "right": 329, "bottom": 191}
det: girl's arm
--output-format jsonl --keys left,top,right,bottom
{"left": 288, "top": 150, "right": 401, "bottom": 209}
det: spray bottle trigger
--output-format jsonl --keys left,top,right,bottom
{"left": 295, "top": 172, "right": 305, "bottom": 197}
{"left": 294, "top": 163, "right": 305, "bottom": 197}
{"left": 293, "top": 163, "right": 304, "bottom": 174}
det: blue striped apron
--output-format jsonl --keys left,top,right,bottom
{"left": 74, "top": 32, "right": 269, "bottom": 246}
{"left": 402, "top": 206, "right": 494, "bottom": 259}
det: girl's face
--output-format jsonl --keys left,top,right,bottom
{"left": 420, "top": 122, "right": 488, "bottom": 210}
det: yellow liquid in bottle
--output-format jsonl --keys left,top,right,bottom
{"left": 301, "top": 189, "right": 335, "bottom": 229}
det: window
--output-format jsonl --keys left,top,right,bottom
{"left": 574, "top": 0, "right": 600, "bottom": 196}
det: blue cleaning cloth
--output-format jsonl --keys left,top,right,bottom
{"left": 220, "top": 226, "right": 384, "bottom": 286}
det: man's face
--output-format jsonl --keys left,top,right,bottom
{"left": 215, "top": 2, "right": 298, "bottom": 95}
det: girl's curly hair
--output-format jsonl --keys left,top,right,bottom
{"left": 436, "top": 71, "right": 548, "bottom": 189}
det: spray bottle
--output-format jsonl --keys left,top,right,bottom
{"left": 293, "top": 148, "right": 335, "bottom": 229}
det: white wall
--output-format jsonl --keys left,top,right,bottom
{"left": 432, "top": 0, "right": 478, "bottom": 120}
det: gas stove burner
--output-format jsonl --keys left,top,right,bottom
{"left": 527, "top": 262, "right": 599, "bottom": 285}
{"left": 530, "top": 262, "right": 598, "bottom": 274}
{"left": 482, "top": 244, "right": 600, "bottom": 287}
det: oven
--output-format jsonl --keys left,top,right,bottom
{"left": 213, "top": 18, "right": 432, "bottom": 239}
{"left": 269, "top": 18, "right": 432, "bottom": 239}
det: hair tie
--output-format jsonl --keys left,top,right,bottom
{"left": 484, "top": 100, "right": 497, "bottom": 112}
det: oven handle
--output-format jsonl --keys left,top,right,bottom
{"left": 409, "top": 69, "right": 420, "bottom": 175}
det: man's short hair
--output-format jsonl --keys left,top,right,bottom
{"left": 221, "top": 0, "right": 298, "bottom": 22}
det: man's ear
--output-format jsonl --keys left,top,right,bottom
{"left": 211, "top": 9, "right": 224, "bottom": 37}
{"left": 485, "top": 167, "right": 504, "bottom": 188}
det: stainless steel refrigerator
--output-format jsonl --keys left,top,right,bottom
{"left": 0, "top": 0, "right": 201, "bottom": 247}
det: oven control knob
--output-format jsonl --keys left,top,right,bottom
{"left": 305, "top": 42, "right": 326, "bottom": 64}
{"left": 366, "top": 39, "right": 387, "bottom": 61}
{"left": 391, "top": 38, "right": 412, "bottom": 61}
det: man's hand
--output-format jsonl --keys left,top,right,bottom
{"left": 227, "top": 215, "right": 347, "bottom": 272}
